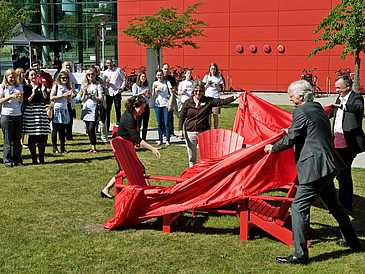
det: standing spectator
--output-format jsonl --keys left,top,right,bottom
{"left": 80, "top": 69, "right": 103, "bottom": 154}
{"left": 162, "top": 63, "right": 178, "bottom": 137}
{"left": 15, "top": 67, "right": 27, "bottom": 149}
{"left": 91, "top": 65, "right": 108, "bottom": 144}
{"left": 178, "top": 80, "right": 237, "bottom": 167}
{"left": 329, "top": 75, "right": 365, "bottom": 212}
{"left": 46, "top": 55, "right": 53, "bottom": 68}
{"left": 264, "top": 80, "right": 361, "bottom": 264}
{"left": 0, "top": 69, "right": 24, "bottom": 167}
{"left": 50, "top": 71, "right": 72, "bottom": 154}
{"left": 12, "top": 49, "right": 21, "bottom": 69}
{"left": 20, "top": 51, "right": 30, "bottom": 71}
{"left": 203, "top": 62, "right": 223, "bottom": 129}
{"left": 102, "top": 58, "right": 126, "bottom": 130}
{"left": 177, "top": 69, "right": 193, "bottom": 108}
{"left": 152, "top": 69, "right": 173, "bottom": 146}
{"left": 23, "top": 69, "right": 50, "bottom": 164}
{"left": 61, "top": 61, "right": 79, "bottom": 141}
{"left": 53, "top": 55, "right": 62, "bottom": 70}
{"left": 132, "top": 72, "right": 151, "bottom": 140}
{"left": 32, "top": 60, "right": 53, "bottom": 91}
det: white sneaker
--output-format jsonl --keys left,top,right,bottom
{"left": 165, "top": 141, "right": 170, "bottom": 146}
{"left": 156, "top": 141, "right": 163, "bottom": 146}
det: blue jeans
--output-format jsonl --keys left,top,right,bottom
{"left": 155, "top": 106, "right": 171, "bottom": 142}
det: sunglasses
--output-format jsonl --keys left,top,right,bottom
{"left": 194, "top": 89, "right": 204, "bottom": 93}
{"left": 61, "top": 77, "right": 68, "bottom": 80}
{"left": 87, "top": 73, "right": 95, "bottom": 77}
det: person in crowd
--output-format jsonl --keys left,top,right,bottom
{"left": 178, "top": 80, "right": 238, "bottom": 167}
{"left": 162, "top": 63, "right": 178, "bottom": 137}
{"left": 46, "top": 55, "right": 53, "bottom": 68}
{"left": 80, "top": 69, "right": 103, "bottom": 154}
{"left": 132, "top": 72, "right": 151, "bottom": 140}
{"left": 152, "top": 69, "right": 173, "bottom": 146}
{"left": 329, "top": 75, "right": 365, "bottom": 212}
{"left": 90, "top": 65, "right": 108, "bottom": 144}
{"left": 23, "top": 69, "right": 50, "bottom": 164}
{"left": 32, "top": 60, "right": 53, "bottom": 91}
{"left": 0, "top": 69, "right": 24, "bottom": 167}
{"left": 59, "top": 61, "right": 79, "bottom": 141}
{"left": 264, "top": 80, "right": 361, "bottom": 265}
{"left": 177, "top": 69, "right": 193, "bottom": 108}
{"left": 53, "top": 55, "right": 62, "bottom": 70}
{"left": 101, "top": 95, "right": 161, "bottom": 199}
{"left": 15, "top": 67, "right": 28, "bottom": 149}
{"left": 12, "top": 49, "right": 21, "bottom": 70}
{"left": 50, "top": 71, "right": 72, "bottom": 154}
{"left": 203, "top": 62, "right": 223, "bottom": 129}
{"left": 20, "top": 51, "right": 30, "bottom": 71}
{"left": 102, "top": 58, "right": 126, "bottom": 130}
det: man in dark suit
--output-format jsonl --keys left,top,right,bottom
{"left": 329, "top": 75, "right": 365, "bottom": 212}
{"left": 264, "top": 80, "right": 361, "bottom": 265}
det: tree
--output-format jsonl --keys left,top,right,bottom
{"left": 308, "top": 0, "right": 365, "bottom": 92}
{"left": 0, "top": 0, "right": 28, "bottom": 47}
{"left": 122, "top": 1, "right": 208, "bottom": 68}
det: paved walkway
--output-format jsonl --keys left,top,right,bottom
{"left": 72, "top": 91, "right": 365, "bottom": 168}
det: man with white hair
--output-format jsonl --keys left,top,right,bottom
{"left": 264, "top": 80, "right": 361, "bottom": 264}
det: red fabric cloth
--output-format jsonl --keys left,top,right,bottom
{"left": 104, "top": 91, "right": 297, "bottom": 229}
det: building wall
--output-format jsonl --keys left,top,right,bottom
{"left": 117, "top": 0, "right": 364, "bottom": 93}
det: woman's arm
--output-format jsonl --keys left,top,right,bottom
{"left": 0, "top": 92, "right": 21, "bottom": 104}
{"left": 140, "top": 140, "right": 161, "bottom": 159}
{"left": 81, "top": 86, "right": 88, "bottom": 103}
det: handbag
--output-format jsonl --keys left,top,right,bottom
{"left": 45, "top": 101, "right": 53, "bottom": 119}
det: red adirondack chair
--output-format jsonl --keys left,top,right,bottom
{"left": 197, "top": 128, "right": 309, "bottom": 247}
{"left": 111, "top": 137, "right": 185, "bottom": 231}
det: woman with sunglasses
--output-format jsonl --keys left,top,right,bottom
{"left": 23, "top": 69, "right": 50, "bottom": 164}
{"left": 50, "top": 71, "right": 72, "bottom": 154}
{"left": 152, "top": 69, "right": 173, "bottom": 146}
{"left": 101, "top": 95, "right": 161, "bottom": 199}
{"left": 178, "top": 80, "right": 238, "bottom": 167}
{"left": 0, "top": 69, "right": 24, "bottom": 167}
{"left": 80, "top": 69, "right": 103, "bottom": 154}
{"left": 132, "top": 72, "right": 151, "bottom": 140}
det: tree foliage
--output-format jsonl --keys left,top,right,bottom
{"left": 308, "top": 0, "right": 365, "bottom": 92}
{"left": 122, "top": 1, "right": 208, "bottom": 53}
{"left": 0, "top": 0, "right": 29, "bottom": 47}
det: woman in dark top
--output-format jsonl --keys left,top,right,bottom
{"left": 101, "top": 95, "right": 161, "bottom": 199}
{"left": 23, "top": 68, "right": 51, "bottom": 164}
{"left": 178, "top": 80, "right": 238, "bottom": 167}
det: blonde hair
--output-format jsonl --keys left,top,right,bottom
{"left": 54, "top": 71, "right": 71, "bottom": 90}
{"left": 15, "top": 67, "right": 25, "bottom": 85}
{"left": 2, "top": 69, "right": 19, "bottom": 88}
{"left": 81, "top": 69, "right": 97, "bottom": 90}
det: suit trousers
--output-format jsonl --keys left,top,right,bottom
{"left": 292, "top": 170, "right": 360, "bottom": 259}
{"left": 336, "top": 148, "right": 356, "bottom": 210}
{"left": 185, "top": 131, "right": 204, "bottom": 167}
{"left": 106, "top": 93, "right": 122, "bottom": 130}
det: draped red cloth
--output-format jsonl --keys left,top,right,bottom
{"left": 103, "top": 91, "right": 297, "bottom": 229}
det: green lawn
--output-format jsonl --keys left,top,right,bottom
{"left": 0, "top": 103, "right": 364, "bottom": 273}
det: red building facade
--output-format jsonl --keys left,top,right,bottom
{"left": 117, "top": 0, "right": 364, "bottom": 93}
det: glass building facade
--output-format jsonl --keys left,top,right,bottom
{"left": 7, "top": 0, "right": 118, "bottom": 71}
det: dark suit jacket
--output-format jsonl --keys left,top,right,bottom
{"left": 272, "top": 102, "right": 345, "bottom": 184}
{"left": 329, "top": 91, "right": 365, "bottom": 155}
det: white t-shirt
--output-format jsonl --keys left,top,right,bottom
{"left": 52, "top": 84, "right": 69, "bottom": 110}
{"left": 203, "top": 75, "right": 223, "bottom": 98}
{"left": 102, "top": 67, "right": 126, "bottom": 96}
{"left": 0, "top": 84, "right": 23, "bottom": 116}
{"left": 153, "top": 80, "right": 172, "bottom": 107}
{"left": 178, "top": 80, "right": 193, "bottom": 103}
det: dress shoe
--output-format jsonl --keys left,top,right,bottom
{"left": 336, "top": 240, "right": 362, "bottom": 250}
{"left": 15, "top": 163, "right": 24, "bottom": 167}
{"left": 4, "top": 163, "right": 13, "bottom": 168}
{"left": 53, "top": 149, "right": 61, "bottom": 155}
{"left": 100, "top": 190, "right": 114, "bottom": 199}
{"left": 61, "top": 149, "right": 69, "bottom": 154}
{"left": 276, "top": 255, "right": 308, "bottom": 265}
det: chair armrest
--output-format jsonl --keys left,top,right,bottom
{"left": 247, "top": 195, "right": 294, "bottom": 202}
{"left": 145, "top": 175, "right": 185, "bottom": 183}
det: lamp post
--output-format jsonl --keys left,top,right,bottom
{"left": 94, "top": 13, "right": 106, "bottom": 70}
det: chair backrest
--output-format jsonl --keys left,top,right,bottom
{"left": 111, "top": 137, "right": 147, "bottom": 186}
{"left": 198, "top": 129, "right": 245, "bottom": 159}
